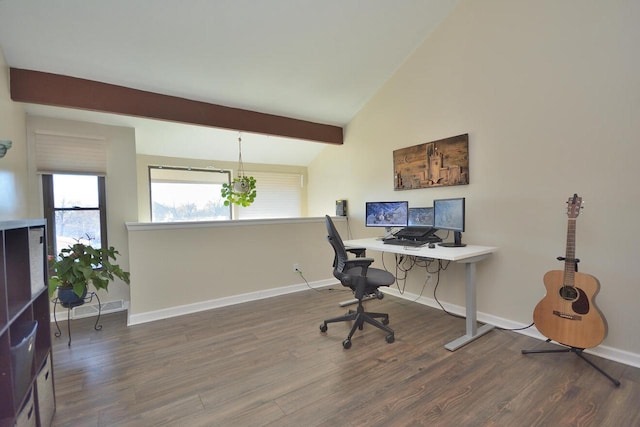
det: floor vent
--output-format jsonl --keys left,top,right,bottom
{"left": 71, "top": 299, "right": 127, "bottom": 319}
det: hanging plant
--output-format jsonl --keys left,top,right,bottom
{"left": 221, "top": 175, "right": 257, "bottom": 207}
{"left": 221, "top": 135, "right": 257, "bottom": 207}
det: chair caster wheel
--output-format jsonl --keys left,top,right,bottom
{"left": 382, "top": 317, "right": 389, "bottom": 326}
{"left": 377, "top": 292, "right": 384, "bottom": 300}
{"left": 320, "top": 324, "right": 328, "bottom": 333}
{"left": 386, "top": 334, "right": 395, "bottom": 343}
{"left": 343, "top": 339, "right": 352, "bottom": 349}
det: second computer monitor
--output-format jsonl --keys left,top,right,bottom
{"left": 407, "top": 207, "right": 434, "bottom": 228}
{"left": 434, "top": 197, "right": 466, "bottom": 247}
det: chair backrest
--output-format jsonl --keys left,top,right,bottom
{"left": 325, "top": 215, "right": 349, "bottom": 276}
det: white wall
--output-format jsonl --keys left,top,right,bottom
{"left": 25, "top": 116, "right": 138, "bottom": 305}
{"left": 0, "top": 47, "right": 27, "bottom": 220}
{"left": 308, "top": 1, "right": 640, "bottom": 361}
{"left": 126, "top": 217, "right": 344, "bottom": 324}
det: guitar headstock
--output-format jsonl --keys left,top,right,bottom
{"left": 566, "top": 193, "right": 583, "bottom": 219}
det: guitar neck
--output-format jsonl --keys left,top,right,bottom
{"left": 564, "top": 217, "right": 577, "bottom": 284}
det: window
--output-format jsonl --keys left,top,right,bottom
{"left": 148, "top": 167, "right": 302, "bottom": 222}
{"left": 42, "top": 174, "right": 107, "bottom": 256}
{"left": 237, "top": 171, "right": 302, "bottom": 219}
{"left": 149, "top": 167, "right": 231, "bottom": 222}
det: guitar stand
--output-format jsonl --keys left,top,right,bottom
{"left": 522, "top": 339, "right": 620, "bottom": 387}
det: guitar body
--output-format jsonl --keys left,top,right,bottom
{"left": 534, "top": 269, "right": 606, "bottom": 349}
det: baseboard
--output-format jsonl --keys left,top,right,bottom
{"left": 127, "top": 278, "right": 337, "bottom": 326}
{"left": 383, "top": 287, "right": 640, "bottom": 369}
{"left": 49, "top": 299, "right": 128, "bottom": 322}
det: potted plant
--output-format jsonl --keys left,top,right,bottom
{"left": 221, "top": 135, "right": 258, "bottom": 207}
{"left": 48, "top": 242, "right": 130, "bottom": 306}
{"left": 221, "top": 175, "right": 257, "bottom": 207}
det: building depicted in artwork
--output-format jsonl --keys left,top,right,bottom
{"left": 426, "top": 145, "right": 467, "bottom": 186}
{"left": 428, "top": 146, "right": 443, "bottom": 185}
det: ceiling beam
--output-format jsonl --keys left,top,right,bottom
{"left": 10, "top": 68, "right": 343, "bottom": 145}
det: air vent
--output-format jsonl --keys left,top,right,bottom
{"left": 71, "top": 300, "right": 126, "bottom": 319}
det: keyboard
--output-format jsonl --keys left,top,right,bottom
{"left": 382, "top": 238, "right": 426, "bottom": 247}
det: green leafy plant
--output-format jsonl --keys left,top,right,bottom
{"left": 48, "top": 243, "right": 131, "bottom": 298}
{"left": 221, "top": 175, "right": 257, "bottom": 207}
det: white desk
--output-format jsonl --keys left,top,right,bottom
{"left": 343, "top": 238, "right": 497, "bottom": 351}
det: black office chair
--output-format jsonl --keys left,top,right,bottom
{"left": 320, "top": 215, "right": 395, "bottom": 349}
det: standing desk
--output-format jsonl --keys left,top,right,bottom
{"left": 343, "top": 238, "right": 497, "bottom": 351}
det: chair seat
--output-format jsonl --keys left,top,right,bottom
{"left": 344, "top": 266, "right": 394, "bottom": 288}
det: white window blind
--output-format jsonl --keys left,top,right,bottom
{"left": 34, "top": 132, "right": 107, "bottom": 175}
{"left": 237, "top": 171, "right": 302, "bottom": 219}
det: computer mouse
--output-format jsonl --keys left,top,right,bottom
{"left": 428, "top": 242, "right": 435, "bottom": 248}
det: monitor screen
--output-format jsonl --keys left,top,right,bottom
{"left": 365, "top": 201, "right": 408, "bottom": 227}
{"left": 408, "top": 207, "right": 434, "bottom": 228}
{"left": 434, "top": 197, "right": 465, "bottom": 232}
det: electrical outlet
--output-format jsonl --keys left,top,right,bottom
{"left": 293, "top": 263, "right": 300, "bottom": 272}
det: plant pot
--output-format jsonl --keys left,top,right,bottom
{"left": 57, "top": 286, "right": 88, "bottom": 308}
{"left": 233, "top": 179, "right": 250, "bottom": 193}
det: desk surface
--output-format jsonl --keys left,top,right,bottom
{"left": 344, "top": 238, "right": 497, "bottom": 262}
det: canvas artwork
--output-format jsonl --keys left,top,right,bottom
{"left": 393, "top": 134, "right": 469, "bottom": 190}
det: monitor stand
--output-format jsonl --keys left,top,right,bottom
{"left": 438, "top": 231, "right": 467, "bottom": 247}
{"left": 380, "top": 227, "right": 395, "bottom": 240}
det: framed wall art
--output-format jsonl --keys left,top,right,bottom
{"left": 393, "top": 133, "right": 469, "bottom": 190}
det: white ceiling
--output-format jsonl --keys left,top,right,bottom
{"left": 0, "top": 0, "right": 458, "bottom": 165}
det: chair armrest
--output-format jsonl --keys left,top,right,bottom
{"left": 345, "top": 246, "right": 367, "bottom": 257}
{"left": 343, "top": 257, "right": 374, "bottom": 270}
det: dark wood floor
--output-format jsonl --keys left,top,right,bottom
{"left": 50, "top": 288, "right": 640, "bottom": 427}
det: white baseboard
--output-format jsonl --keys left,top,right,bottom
{"left": 127, "top": 279, "right": 337, "bottom": 326}
{"left": 383, "top": 287, "right": 640, "bottom": 369}
{"left": 50, "top": 299, "right": 128, "bottom": 322}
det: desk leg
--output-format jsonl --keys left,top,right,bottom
{"left": 444, "top": 261, "right": 495, "bottom": 351}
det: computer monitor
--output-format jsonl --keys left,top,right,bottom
{"left": 407, "top": 207, "right": 434, "bottom": 228}
{"left": 365, "top": 201, "right": 408, "bottom": 228}
{"left": 434, "top": 197, "right": 466, "bottom": 247}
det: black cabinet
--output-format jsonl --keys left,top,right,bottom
{"left": 1, "top": 220, "right": 55, "bottom": 427}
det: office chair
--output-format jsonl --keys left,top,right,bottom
{"left": 320, "top": 215, "right": 395, "bottom": 349}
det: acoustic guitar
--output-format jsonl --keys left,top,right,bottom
{"left": 533, "top": 194, "right": 607, "bottom": 349}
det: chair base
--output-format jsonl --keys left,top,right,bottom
{"left": 320, "top": 301, "right": 394, "bottom": 349}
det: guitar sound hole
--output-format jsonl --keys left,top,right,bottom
{"left": 559, "top": 286, "right": 578, "bottom": 300}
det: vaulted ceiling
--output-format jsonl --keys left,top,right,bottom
{"left": 0, "top": 0, "right": 458, "bottom": 165}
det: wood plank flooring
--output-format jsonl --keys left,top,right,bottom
{"left": 50, "top": 288, "right": 640, "bottom": 426}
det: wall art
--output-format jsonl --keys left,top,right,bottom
{"left": 393, "top": 133, "right": 469, "bottom": 190}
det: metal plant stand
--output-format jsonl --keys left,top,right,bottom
{"left": 52, "top": 291, "right": 102, "bottom": 346}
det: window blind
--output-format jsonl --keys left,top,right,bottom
{"left": 237, "top": 171, "right": 302, "bottom": 219}
{"left": 34, "top": 132, "right": 107, "bottom": 175}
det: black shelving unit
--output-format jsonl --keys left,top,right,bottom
{"left": 1, "top": 220, "right": 55, "bottom": 427}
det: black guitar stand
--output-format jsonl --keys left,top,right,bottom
{"left": 556, "top": 256, "right": 579, "bottom": 269}
{"left": 522, "top": 339, "right": 620, "bottom": 387}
